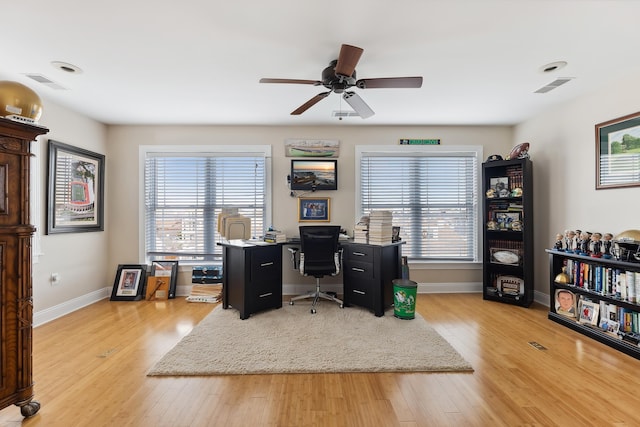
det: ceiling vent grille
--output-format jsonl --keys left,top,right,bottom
{"left": 534, "top": 77, "right": 573, "bottom": 94}
{"left": 332, "top": 110, "right": 360, "bottom": 118}
{"left": 24, "top": 74, "right": 67, "bottom": 90}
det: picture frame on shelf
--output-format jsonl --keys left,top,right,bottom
{"left": 554, "top": 289, "right": 577, "bottom": 318}
{"left": 150, "top": 260, "right": 179, "bottom": 299}
{"left": 578, "top": 299, "right": 600, "bottom": 326}
{"left": 47, "top": 140, "right": 105, "bottom": 234}
{"left": 599, "top": 317, "right": 621, "bottom": 337}
{"left": 494, "top": 210, "right": 521, "bottom": 230}
{"left": 489, "top": 176, "right": 509, "bottom": 198}
{"left": 110, "top": 264, "right": 147, "bottom": 301}
{"left": 596, "top": 111, "right": 640, "bottom": 190}
{"left": 298, "top": 197, "right": 330, "bottom": 222}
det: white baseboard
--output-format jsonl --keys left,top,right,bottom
{"left": 34, "top": 287, "right": 111, "bottom": 327}
{"left": 33, "top": 282, "right": 550, "bottom": 327}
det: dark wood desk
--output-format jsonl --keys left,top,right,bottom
{"left": 219, "top": 240, "right": 404, "bottom": 318}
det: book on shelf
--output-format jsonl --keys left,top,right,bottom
{"left": 264, "top": 230, "right": 286, "bottom": 243}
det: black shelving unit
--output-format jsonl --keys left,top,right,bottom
{"left": 547, "top": 249, "right": 640, "bottom": 360}
{"left": 482, "top": 158, "right": 533, "bottom": 307}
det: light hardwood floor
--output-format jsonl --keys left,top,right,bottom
{"left": 1, "top": 293, "right": 639, "bottom": 427}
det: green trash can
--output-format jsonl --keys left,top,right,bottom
{"left": 393, "top": 279, "right": 417, "bottom": 319}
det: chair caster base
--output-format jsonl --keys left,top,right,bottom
{"left": 311, "top": 308, "right": 317, "bottom": 314}
{"left": 289, "top": 301, "right": 294, "bottom": 305}
{"left": 339, "top": 304, "right": 344, "bottom": 309}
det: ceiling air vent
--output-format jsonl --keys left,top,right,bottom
{"left": 332, "top": 110, "right": 360, "bottom": 118}
{"left": 24, "top": 74, "right": 67, "bottom": 90}
{"left": 534, "top": 77, "right": 574, "bottom": 94}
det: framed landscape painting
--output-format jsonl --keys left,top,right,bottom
{"left": 596, "top": 111, "right": 640, "bottom": 189}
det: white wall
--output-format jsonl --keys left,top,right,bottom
{"left": 106, "top": 125, "right": 512, "bottom": 291}
{"left": 32, "top": 100, "right": 108, "bottom": 315}
{"left": 515, "top": 71, "right": 640, "bottom": 296}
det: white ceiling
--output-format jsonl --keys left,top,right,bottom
{"left": 3, "top": 0, "right": 640, "bottom": 126}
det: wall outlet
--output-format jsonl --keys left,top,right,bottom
{"left": 51, "top": 273, "right": 60, "bottom": 285}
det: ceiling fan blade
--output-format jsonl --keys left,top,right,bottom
{"left": 260, "top": 78, "right": 322, "bottom": 85}
{"left": 356, "top": 76, "right": 423, "bottom": 89}
{"left": 291, "top": 92, "right": 331, "bottom": 115}
{"left": 335, "top": 44, "right": 364, "bottom": 78}
{"left": 343, "top": 92, "right": 375, "bottom": 119}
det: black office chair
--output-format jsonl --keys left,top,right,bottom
{"left": 289, "top": 225, "right": 343, "bottom": 314}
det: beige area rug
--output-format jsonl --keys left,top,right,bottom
{"left": 148, "top": 302, "right": 473, "bottom": 376}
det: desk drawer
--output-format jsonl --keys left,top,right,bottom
{"left": 248, "top": 287, "right": 282, "bottom": 312}
{"left": 344, "top": 260, "right": 374, "bottom": 280}
{"left": 345, "top": 281, "right": 374, "bottom": 308}
{"left": 343, "top": 245, "right": 375, "bottom": 262}
{"left": 251, "top": 249, "right": 280, "bottom": 282}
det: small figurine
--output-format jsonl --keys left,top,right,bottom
{"left": 590, "top": 232, "right": 602, "bottom": 257}
{"left": 573, "top": 229, "right": 582, "bottom": 253}
{"left": 554, "top": 233, "right": 564, "bottom": 251}
{"left": 579, "top": 231, "right": 592, "bottom": 255}
{"left": 511, "top": 220, "right": 522, "bottom": 232}
{"left": 602, "top": 232, "right": 613, "bottom": 258}
{"left": 564, "top": 230, "right": 576, "bottom": 252}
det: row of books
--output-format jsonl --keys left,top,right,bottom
{"left": 564, "top": 259, "right": 640, "bottom": 303}
{"left": 505, "top": 165, "right": 524, "bottom": 190}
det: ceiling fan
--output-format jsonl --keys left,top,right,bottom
{"left": 259, "top": 44, "right": 423, "bottom": 119}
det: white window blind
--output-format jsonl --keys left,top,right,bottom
{"left": 143, "top": 149, "right": 268, "bottom": 263}
{"left": 358, "top": 147, "right": 480, "bottom": 261}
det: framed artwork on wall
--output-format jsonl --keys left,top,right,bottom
{"left": 298, "top": 197, "right": 330, "bottom": 222}
{"left": 47, "top": 140, "right": 105, "bottom": 234}
{"left": 596, "top": 111, "right": 640, "bottom": 189}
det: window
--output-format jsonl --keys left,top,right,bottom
{"left": 356, "top": 145, "right": 481, "bottom": 262}
{"left": 141, "top": 145, "right": 271, "bottom": 263}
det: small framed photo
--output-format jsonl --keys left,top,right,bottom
{"left": 489, "top": 177, "right": 510, "bottom": 198}
{"left": 110, "top": 264, "right": 147, "bottom": 301}
{"left": 599, "top": 317, "right": 620, "bottom": 337}
{"left": 493, "top": 210, "right": 521, "bottom": 230}
{"left": 578, "top": 299, "right": 600, "bottom": 326}
{"left": 298, "top": 197, "right": 330, "bottom": 222}
{"left": 554, "top": 289, "right": 576, "bottom": 318}
{"left": 150, "top": 260, "right": 179, "bottom": 299}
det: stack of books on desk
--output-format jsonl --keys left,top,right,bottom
{"left": 264, "top": 230, "right": 286, "bottom": 243}
{"left": 353, "top": 216, "right": 369, "bottom": 243}
{"left": 368, "top": 210, "right": 393, "bottom": 245}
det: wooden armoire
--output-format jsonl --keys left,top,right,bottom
{"left": 0, "top": 117, "right": 48, "bottom": 417}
